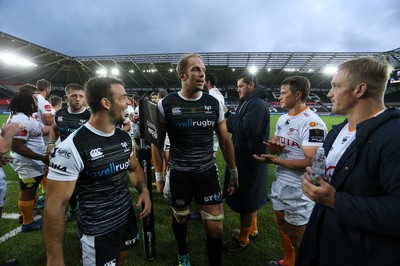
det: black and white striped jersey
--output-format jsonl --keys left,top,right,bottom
{"left": 47, "top": 123, "right": 134, "bottom": 236}
{"left": 158, "top": 91, "right": 224, "bottom": 172}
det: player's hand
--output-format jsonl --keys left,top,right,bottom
{"left": 301, "top": 166, "right": 336, "bottom": 208}
{"left": 264, "top": 140, "right": 285, "bottom": 155}
{"left": 253, "top": 153, "right": 276, "bottom": 164}
{"left": 136, "top": 188, "right": 152, "bottom": 219}
{"left": 227, "top": 177, "right": 239, "bottom": 195}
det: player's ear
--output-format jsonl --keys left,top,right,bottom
{"left": 355, "top": 83, "right": 368, "bottom": 98}
{"left": 100, "top": 97, "right": 111, "bottom": 110}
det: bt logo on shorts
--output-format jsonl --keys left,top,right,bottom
{"left": 204, "top": 192, "right": 221, "bottom": 202}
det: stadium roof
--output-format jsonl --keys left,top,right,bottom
{"left": 1, "top": 31, "right": 400, "bottom": 91}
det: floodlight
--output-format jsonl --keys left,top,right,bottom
{"left": 249, "top": 66, "right": 258, "bottom": 74}
{"left": 323, "top": 66, "right": 337, "bottom": 75}
{"left": 96, "top": 69, "right": 107, "bottom": 76}
{"left": 0, "top": 52, "right": 37, "bottom": 67}
{"left": 111, "top": 68, "right": 120, "bottom": 76}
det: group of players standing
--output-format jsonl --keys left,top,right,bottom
{"left": 1, "top": 53, "right": 399, "bottom": 266}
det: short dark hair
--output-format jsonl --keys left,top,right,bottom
{"left": 9, "top": 92, "right": 36, "bottom": 117}
{"left": 280, "top": 76, "right": 310, "bottom": 103}
{"left": 84, "top": 77, "right": 124, "bottom": 113}
{"left": 176, "top": 53, "right": 203, "bottom": 74}
{"left": 36, "top": 79, "right": 51, "bottom": 92}
{"left": 65, "top": 83, "right": 84, "bottom": 95}
{"left": 206, "top": 73, "right": 217, "bottom": 86}
{"left": 236, "top": 73, "right": 258, "bottom": 87}
{"left": 49, "top": 95, "right": 62, "bottom": 107}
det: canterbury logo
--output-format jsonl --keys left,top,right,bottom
{"left": 172, "top": 107, "right": 181, "bottom": 114}
{"left": 90, "top": 148, "right": 103, "bottom": 158}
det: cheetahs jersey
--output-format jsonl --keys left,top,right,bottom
{"left": 55, "top": 107, "right": 91, "bottom": 141}
{"left": 47, "top": 123, "right": 134, "bottom": 236}
{"left": 274, "top": 107, "right": 327, "bottom": 187}
{"left": 158, "top": 91, "right": 224, "bottom": 172}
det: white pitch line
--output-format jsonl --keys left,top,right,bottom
{"left": 0, "top": 215, "right": 42, "bottom": 244}
{"left": 1, "top": 213, "right": 20, "bottom": 219}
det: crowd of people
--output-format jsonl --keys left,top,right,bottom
{"left": 0, "top": 54, "right": 399, "bottom": 266}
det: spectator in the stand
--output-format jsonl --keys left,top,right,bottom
{"left": 8, "top": 88, "right": 49, "bottom": 232}
{"left": 150, "top": 92, "right": 159, "bottom": 103}
{"left": 47, "top": 83, "right": 91, "bottom": 222}
{"left": 254, "top": 76, "right": 327, "bottom": 266}
{"left": 223, "top": 73, "right": 270, "bottom": 252}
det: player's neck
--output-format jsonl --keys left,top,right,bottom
{"left": 346, "top": 100, "right": 385, "bottom": 130}
{"left": 88, "top": 113, "right": 115, "bottom": 134}
{"left": 181, "top": 87, "right": 202, "bottom": 99}
{"left": 288, "top": 103, "right": 307, "bottom": 116}
{"left": 68, "top": 106, "right": 85, "bottom": 114}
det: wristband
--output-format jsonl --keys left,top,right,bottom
{"left": 155, "top": 172, "right": 163, "bottom": 181}
{"left": 229, "top": 168, "right": 238, "bottom": 179}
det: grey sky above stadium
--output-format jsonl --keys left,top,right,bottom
{"left": 0, "top": 0, "right": 399, "bottom": 56}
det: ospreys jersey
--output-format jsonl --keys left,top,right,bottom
{"left": 274, "top": 107, "right": 327, "bottom": 187}
{"left": 158, "top": 91, "right": 224, "bottom": 172}
{"left": 55, "top": 107, "right": 91, "bottom": 141}
{"left": 47, "top": 123, "right": 133, "bottom": 236}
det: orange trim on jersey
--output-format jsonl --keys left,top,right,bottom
{"left": 288, "top": 106, "right": 309, "bottom": 117}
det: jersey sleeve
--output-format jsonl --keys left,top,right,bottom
{"left": 10, "top": 115, "right": 30, "bottom": 141}
{"left": 217, "top": 100, "right": 224, "bottom": 123}
{"left": 47, "top": 135, "right": 84, "bottom": 181}
{"left": 158, "top": 100, "right": 166, "bottom": 124}
{"left": 301, "top": 119, "right": 327, "bottom": 147}
{"left": 38, "top": 98, "right": 53, "bottom": 115}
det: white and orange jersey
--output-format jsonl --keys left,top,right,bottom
{"left": 9, "top": 112, "right": 45, "bottom": 176}
{"left": 325, "top": 123, "right": 355, "bottom": 182}
{"left": 36, "top": 94, "right": 53, "bottom": 126}
{"left": 274, "top": 107, "right": 327, "bottom": 187}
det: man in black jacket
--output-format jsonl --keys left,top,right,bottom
{"left": 223, "top": 73, "right": 270, "bottom": 252}
{"left": 298, "top": 57, "right": 400, "bottom": 266}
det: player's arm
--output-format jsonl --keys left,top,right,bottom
{"left": 43, "top": 179, "right": 76, "bottom": 265}
{"left": 47, "top": 123, "right": 59, "bottom": 154}
{"left": 11, "top": 138, "right": 48, "bottom": 164}
{"left": 254, "top": 145, "right": 318, "bottom": 171}
{"left": 0, "top": 122, "right": 22, "bottom": 154}
{"left": 127, "top": 155, "right": 151, "bottom": 219}
{"left": 42, "top": 113, "right": 54, "bottom": 127}
{"left": 152, "top": 123, "right": 166, "bottom": 193}
{"left": 215, "top": 119, "right": 238, "bottom": 195}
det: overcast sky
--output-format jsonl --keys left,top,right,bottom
{"left": 0, "top": 0, "right": 399, "bottom": 56}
